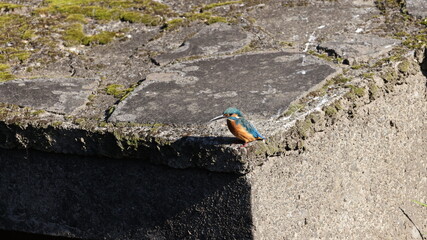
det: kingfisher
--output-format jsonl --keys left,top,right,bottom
{"left": 210, "top": 107, "right": 265, "bottom": 147}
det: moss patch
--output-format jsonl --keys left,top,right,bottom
{"left": 0, "top": 2, "right": 23, "bottom": 11}
{"left": 105, "top": 82, "right": 138, "bottom": 100}
{"left": 64, "top": 23, "right": 116, "bottom": 46}
{"left": 0, "top": 64, "right": 15, "bottom": 82}
{"left": 202, "top": 1, "right": 243, "bottom": 10}
{"left": 345, "top": 85, "right": 365, "bottom": 100}
{"left": 283, "top": 103, "right": 305, "bottom": 117}
{"left": 105, "top": 84, "right": 127, "bottom": 98}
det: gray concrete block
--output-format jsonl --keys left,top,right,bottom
{"left": 0, "top": 78, "right": 98, "bottom": 115}
{"left": 110, "top": 51, "right": 337, "bottom": 124}
{"left": 317, "top": 34, "right": 401, "bottom": 65}
{"left": 153, "top": 23, "right": 253, "bottom": 65}
{"left": 407, "top": 0, "right": 427, "bottom": 18}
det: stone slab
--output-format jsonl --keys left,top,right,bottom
{"left": 317, "top": 34, "right": 401, "bottom": 65}
{"left": 109, "top": 51, "right": 337, "bottom": 124}
{"left": 0, "top": 78, "right": 98, "bottom": 115}
{"left": 407, "top": 0, "right": 427, "bottom": 18}
{"left": 247, "top": 1, "right": 381, "bottom": 50}
{"left": 153, "top": 23, "right": 252, "bottom": 66}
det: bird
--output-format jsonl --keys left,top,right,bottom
{"left": 209, "top": 107, "right": 265, "bottom": 147}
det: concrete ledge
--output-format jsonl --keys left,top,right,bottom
{"left": 0, "top": 1, "right": 426, "bottom": 239}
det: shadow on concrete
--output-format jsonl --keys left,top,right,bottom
{"left": 420, "top": 51, "right": 427, "bottom": 84}
{"left": 177, "top": 136, "right": 242, "bottom": 145}
{"left": 0, "top": 229, "right": 81, "bottom": 240}
{"left": 0, "top": 148, "right": 252, "bottom": 240}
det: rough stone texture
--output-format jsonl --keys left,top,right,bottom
{"left": 250, "top": 72, "right": 427, "bottom": 239}
{"left": 0, "top": 149, "right": 252, "bottom": 240}
{"left": 110, "top": 51, "right": 337, "bottom": 124}
{"left": 153, "top": 23, "right": 253, "bottom": 66}
{"left": 0, "top": 70, "right": 425, "bottom": 239}
{"left": 0, "top": 0, "right": 426, "bottom": 239}
{"left": 407, "top": 0, "right": 427, "bottom": 18}
{"left": 247, "top": 1, "right": 382, "bottom": 51}
{"left": 317, "top": 34, "right": 401, "bottom": 65}
{"left": 0, "top": 78, "right": 98, "bottom": 115}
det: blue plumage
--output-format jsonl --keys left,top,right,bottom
{"left": 229, "top": 116, "right": 265, "bottom": 139}
{"left": 210, "top": 107, "right": 265, "bottom": 146}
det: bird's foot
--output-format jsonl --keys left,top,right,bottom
{"left": 240, "top": 142, "right": 249, "bottom": 148}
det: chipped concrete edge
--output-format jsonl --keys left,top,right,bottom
{"left": 0, "top": 47, "right": 425, "bottom": 174}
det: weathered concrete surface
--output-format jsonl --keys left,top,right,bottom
{"left": 0, "top": 0, "right": 426, "bottom": 239}
{"left": 247, "top": 1, "right": 381, "bottom": 51}
{"left": 407, "top": 0, "right": 427, "bottom": 18}
{"left": 110, "top": 51, "right": 337, "bottom": 124}
{"left": 153, "top": 23, "right": 253, "bottom": 66}
{"left": 250, "top": 71, "right": 427, "bottom": 239}
{"left": 317, "top": 34, "right": 400, "bottom": 65}
{"left": 0, "top": 78, "right": 98, "bottom": 115}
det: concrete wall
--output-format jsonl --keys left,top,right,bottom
{"left": 0, "top": 149, "right": 252, "bottom": 239}
{"left": 251, "top": 72, "right": 427, "bottom": 239}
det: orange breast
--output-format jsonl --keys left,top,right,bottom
{"left": 227, "top": 119, "right": 257, "bottom": 143}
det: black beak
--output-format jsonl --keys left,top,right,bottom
{"left": 209, "top": 115, "right": 226, "bottom": 122}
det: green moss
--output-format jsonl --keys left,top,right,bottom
{"left": 42, "top": 0, "right": 170, "bottom": 25}
{"left": 51, "top": 121, "right": 63, "bottom": 127}
{"left": 202, "top": 1, "right": 243, "bottom": 10}
{"left": 105, "top": 82, "right": 138, "bottom": 100}
{"left": 164, "top": 18, "right": 184, "bottom": 30}
{"left": 233, "top": 40, "right": 258, "bottom": 54}
{"left": 106, "top": 106, "right": 115, "bottom": 117}
{"left": 0, "top": 48, "right": 32, "bottom": 63}
{"left": 0, "top": 64, "right": 15, "bottom": 82}
{"left": 63, "top": 23, "right": 86, "bottom": 46}
{"left": 345, "top": 85, "right": 365, "bottom": 99}
{"left": 66, "top": 14, "right": 88, "bottom": 23}
{"left": 397, "top": 60, "right": 411, "bottom": 73}
{"left": 351, "top": 64, "right": 364, "bottom": 70}
{"left": 64, "top": 23, "right": 116, "bottom": 46}
{"left": 22, "top": 30, "right": 36, "bottom": 40}
{"left": 381, "top": 69, "right": 398, "bottom": 83}
{"left": 84, "top": 31, "right": 116, "bottom": 45}
{"left": 184, "top": 12, "right": 212, "bottom": 21}
{"left": 13, "top": 51, "right": 31, "bottom": 62}
{"left": 324, "top": 105, "right": 338, "bottom": 117}
{"left": 254, "top": 141, "right": 281, "bottom": 156}
{"left": 206, "top": 16, "right": 228, "bottom": 24}
{"left": 0, "top": 2, "right": 23, "bottom": 11}
{"left": 31, "top": 109, "right": 46, "bottom": 116}
{"left": 323, "top": 101, "right": 342, "bottom": 117}
{"left": 120, "top": 11, "right": 162, "bottom": 25}
{"left": 73, "top": 118, "right": 86, "bottom": 126}
{"left": 279, "top": 41, "right": 294, "bottom": 48}
{"left": 368, "top": 82, "right": 379, "bottom": 100}
{"left": 362, "top": 72, "right": 375, "bottom": 79}
{"left": 283, "top": 103, "right": 305, "bottom": 117}
{"left": 401, "top": 31, "right": 427, "bottom": 49}
{"left": 307, "top": 50, "right": 336, "bottom": 62}
{"left": 119, "top": 83, "right": 138, "bottom": 101}
{"left": 88, "top": 94, "right": 96, "bottom": 101}
{"left": 296, "top": 118, "right": 313, "bottom": 139}
{"left": 105, "top": 84, "right": 126, "bottom": 98}
{"left": 332, "top": 75, "right": 351, "bottom": 84}
{"left": 98, "top": 121, "right": 108, "bottom": 128}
